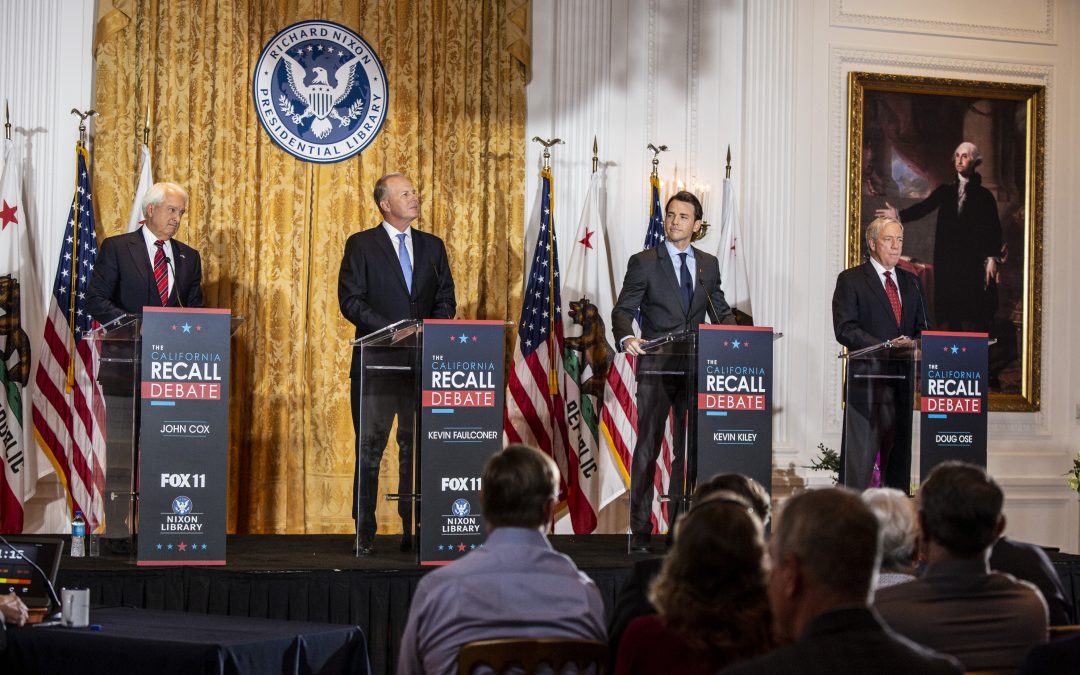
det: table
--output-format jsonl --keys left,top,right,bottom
{"left": 2, "top": 607, "right": 370, "bottom": 675}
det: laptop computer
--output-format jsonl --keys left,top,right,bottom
{"left": 0, "top": 536, "right": 64, "bottom": 610}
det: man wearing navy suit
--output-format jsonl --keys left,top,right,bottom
{"left": 612, "top": 191, "right": 735, "bottom": 552}
{"left": 832, "top": 216, "right": 929, "bottom": 492}
{"left": 338, "top": 173, "right": 456, "bottom": 555}
{"left": 87, "top": 181, "right": 204, "bottom": 323}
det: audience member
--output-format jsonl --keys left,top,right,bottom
{"left": 607, "top": 474, "right": 771, "bottom": 668}
{"left": 613, "top": 492, "right": 773, "bottom": 674}
{"left": 991, "top": 535, "right": 1075, "bottom": 625}
{"left": 396, "top": 444, "right": 605, "bottom": 675}
{"left": 0, "top": 591, "right": 28, "bottom": 626}
{"left": 875, "top": 461, "right": 1049, "bottom": 671}
{"left": 720, "top": 488, "right": 961, "bottom": 675}
{"left": 861, "top": 487, "right": 918, "bottom": 588}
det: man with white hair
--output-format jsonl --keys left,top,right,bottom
{"left": 88, "top": 181, "right": 204, "bottom": 323}
{"left": 877, "top": 141, "right": 1002, "bottom": 331}
{"left": 832, "top": 216, "right": 929, "bottom": 491}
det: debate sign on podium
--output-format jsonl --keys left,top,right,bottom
{"left": 418, "top": 319, "right": 505, "bottom": 565}
{"left": 919, "top": 330, "right": 989, "bottom": 480}
{"left": 137, "top": 307, "right": 232, "bottom": 565}
{"left": 696, "top": 325, "right": 775, "bottom": 493}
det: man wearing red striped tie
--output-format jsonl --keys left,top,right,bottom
{"left": 832, "top": 216, "right": 929, "bottom": 493}
{"left": 87, "top": 181, "right": 204, "bottom": 324}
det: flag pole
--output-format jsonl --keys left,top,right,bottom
{"left": 591, "top": 136, "right": 598, "bottom": 174}
{"left": 531, "top": 135, "right": 564, "bottom": 395}
{"left": 726, "top": 144, "right": 732, "bottom": 180}
{"left": 4, "top": 101, "right": 10, "bottom": 141}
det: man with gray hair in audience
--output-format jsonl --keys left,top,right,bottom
{"left": 875, "top": 461, "right": 1048, "bottom": 671}
{"left": 862, "top": 487, "right": 918, "bottom": 588}
{"left": 720, "top": 488, "right": 960, "bottom": 675}
{"left": 397, "top": 444, "right": 605, "bottom": 675}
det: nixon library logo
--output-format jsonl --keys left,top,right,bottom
{"left": 253, "top": 20, "right": 388, "bottom": 163}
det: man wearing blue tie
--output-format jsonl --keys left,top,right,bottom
{"left": 612, "top": 191, "right": 735, "bottom": 552}
{"left": 338, "top": 173, "right": 456, "bottom": 555}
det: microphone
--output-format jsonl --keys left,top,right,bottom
{"left": 911, "top": 270, "right": 931, "bottom": 334}
{"left": 698, "top": 273, "right": 721, "bottom": 324}
{"left": 0, "top": 534, "right": 63, "bottom": 621}
{"left": 164, "top": 257, "right": 184, "bottom": 308}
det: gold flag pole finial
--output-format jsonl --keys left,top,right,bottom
{"left": 591, "top": 136, "right": 598, "bottom": 174}
{"left": 70, "top": 108, "right": 98, "bottom": 146}
{"left": 726, "top": 145, "right": 732, "bottom": 179}
{"left": 4, "top": 101, "right": 10, "bottom": 141}
{"left": 531, "top": 136, "right": 564, "bottom": 170}
{"left": 647, "top": 143, "right": 668, "bottom": 178}
{"left": 142, "top": 104, "right": 150, "bottom": 145}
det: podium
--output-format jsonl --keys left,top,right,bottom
{"left": 839, "top": 341, "right": 918, "bottom": 492}
{"left": 629, "top": 325, "right": 777, "bottom": 546}
{"left": 85, "top": 310, "right": 242, "bottom": 563}
{"left": 840, "top": 333, "right": 991, "bottom": 491}
{"left": 85, "top": 315, "right": 142, "bottom": 549}
{"left": 350, "top": 319, "right": 507, "bottom": 564}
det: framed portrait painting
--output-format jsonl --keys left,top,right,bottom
{"left": 845, "top": 72, "right": 1045, "bottom": 412}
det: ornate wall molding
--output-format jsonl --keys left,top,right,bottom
{"left": 830, "top": 0, "right": 1056, "bottom": 45}
{"left": 824, "top": 47, "right": 1054, "bottom": 438}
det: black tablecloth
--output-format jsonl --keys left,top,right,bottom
{"left": 2, "top": 607, "right": 370, "bottom": 675}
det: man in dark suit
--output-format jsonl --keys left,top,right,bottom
{"left": 338, "top": 173, "right": 456, "bottom": 555}
{"left": 87, "top": 181, "right": 204, "bottom": 323}
{"left": 991, "top": 536, "right": 1075, "bottom": 625}
{"left": 611, "top": 191, "right": 735, "bottom": 552}
{"left": 86, "top": 181, "right": 204, "bottom": 549}
{"left": 832, "top": 216, "right": 928, "bottom": 492}
{"left": 720, "top": 488, "right": 962, "bottom": 675}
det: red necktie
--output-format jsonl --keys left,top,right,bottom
{"left": 153, "top": 240, "right": 169, "bottom": 306}
{"left": 884, "top": 270, "right": 902, "bottom": 327}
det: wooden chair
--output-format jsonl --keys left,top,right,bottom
{"left": 457, "top": 638, "right": 607, "bottom": 675}
{"left": 1049, "top": 624, "right": 1080, "bottom": 639}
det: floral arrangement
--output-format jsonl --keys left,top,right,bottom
{"left": 805, "top": 443, "right": 841, "bottom": 484}
{"left": 1066, "top": 451, "right": 1080, "bottom": 494}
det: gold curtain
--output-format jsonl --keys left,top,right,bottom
{"left": 92, "top": 0, "right": 526, "bottom": 534}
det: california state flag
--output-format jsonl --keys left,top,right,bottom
{"left": 0, "top": 138, "right": 44, "bottom": 532}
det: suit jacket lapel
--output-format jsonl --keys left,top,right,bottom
{"left": 654, "top": 244, "right": 684, "bottom": 311}
{"left": 410, "top": 231, "right": 426, "bottom": 295}
{"left": 125, "top": 231, "right": 153, "bottom": 290}
{"left": 863, "top": 262, "right": 897, "bottom": 325}
{"left": 372, "top": 225, "right": 411, "bottom": 295}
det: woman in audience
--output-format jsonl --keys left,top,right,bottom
{"left": 613, "top": 492, "right": 773, "bottom": 674}
{"left": 862, "top": 487, "right": 918, "bottom": 588}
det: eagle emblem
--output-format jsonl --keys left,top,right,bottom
{"left": 253, "top": 20, "right": 389, "bottom": 163}
{"left": 280, "top": 54, "right": 360, "bottom": 139}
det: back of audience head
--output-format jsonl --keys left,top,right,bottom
{"left": 649, "top": 491, "right": 772, "bottom": 661}
{"left": 862, "top": 487, "right": 918, "bottom": 574}
{"left": 769, "top": 488, "right": 881, "bottom": 639}
{"left": 918, "top": 461, "right": 1004, "bottom": 558}
{"left": 481, "top": 444, "right": 559, "bottom": 531}
{"left": 694, "top": 473, "right": 772, "bottom": 525}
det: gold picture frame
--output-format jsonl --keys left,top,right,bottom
{"left": 845, "top": 72, "right": 1044, "bottom": 412}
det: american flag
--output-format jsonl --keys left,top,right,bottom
{"left": 643, "top": 173, "right": 665, "bottom": 248}
{"left": 31, "top": 143, "right": 105, "bottom": 530}
{"left": 601, "top": 171, "right": 676, "bottom": 534}
{"left": 505, "top": 168, "right": 596, "bottom": 533}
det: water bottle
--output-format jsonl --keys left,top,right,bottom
{"left": 71, "top": 510, "right": 86, "bottom": 558}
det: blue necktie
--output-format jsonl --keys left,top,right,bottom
{"left": 397, "top": 233, "right": 413, "bottom": 294}
{"left": 679, "top": 252, "right": 692, "bottom": 313}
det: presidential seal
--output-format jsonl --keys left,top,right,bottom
{"left": 253, "top": 20, "right": 388, "bottom": 163}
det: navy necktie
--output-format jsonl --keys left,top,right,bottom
{"left": 679, "top": 252, "right": 692, "bottom": 313}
